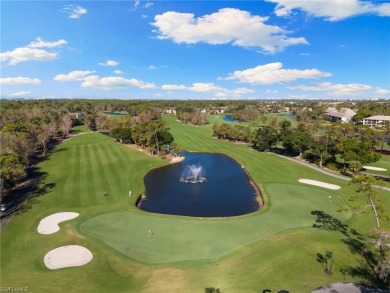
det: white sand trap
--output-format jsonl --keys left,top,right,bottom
{"left": 38, "top": 212, "right": 79, "bottom": 234}
{"left": 44, "top": 245, "right": 93, "bottom": 270}
{"left": 299, "top": 179, "right": 341, "bottom": 190}
{"left": 363, "top": 166, "right": 387, "bottom": 171}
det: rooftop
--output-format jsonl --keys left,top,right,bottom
{"left": 325, "top": 107, "right": 356, "bottom": 119}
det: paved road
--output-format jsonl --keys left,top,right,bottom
{"left": 277, "top": 154, "right": 390, "bottom": 192}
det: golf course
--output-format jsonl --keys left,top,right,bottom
{"left": 1, "top": 116, "right": 389, "bottom": 293}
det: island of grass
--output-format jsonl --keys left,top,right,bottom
{"left": 1, "top": 116, "right": 389, "bottom": 293}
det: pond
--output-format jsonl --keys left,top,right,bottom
{"left": 222, "top": 115, "right": 238, "bottom": 122}
{"left": 278, "top": 113, "right": 294, "bottom": 118}
{"left": 138, "top": 152, "right": 261, "bottom": 217}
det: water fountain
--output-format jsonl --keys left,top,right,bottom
{"left": 180, "top": 164, "right": 206, "bottom": 183}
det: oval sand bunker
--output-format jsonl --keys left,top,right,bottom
{"left": 44, "top": 245, "right": 93, "bottom": 269}
{"left": 38, "top": 212, "right": 79, "bottom": 234}
{"left": 299, "top": 179, "right": 341, "bottom": 190}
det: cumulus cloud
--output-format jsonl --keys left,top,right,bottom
{"left": 289, "top": 82, "right": 372, "bottom": 95}
{"left": 376, "top": 87, "right": 390, "bottom": 95}
{"left": 11, "top": 91, "right": 31, "bottom": 97}
{"left": 161, "top": 82, "right": 254, "bottom": 97}
{"left": 0, "top": 77, "right": 41, "bottom": 85}
{"left": 161, "top": 84, "right": 187, "bottom": 90}
{"left": 267, "top": 0, "right": 390, "bottom": 21}
{"left": 0, "top": 38, "right": 67, "bottom": 65}
{"left": 99, "top": 60, "right": 119, "bottom": 66}
{"left": 223, "top": 62, "right": 331, "bottom": 85}
{"left": 61, "top": 5, "right": 87, "bottom": 19}
{"left": 54, "top": 70, "right": 155, "bottom": 89}
{"left": 81, "top": 76, "right": 156, "bottom": 89}
{"left": 54, "top": 70, "right": 96, "bottom": 81}
{"left": 151, "top": 8, "right": 308, "bottom": 54}
{"left": 114, "top": 70, "right": 124, "bottom": 75}
{"left": 188, "top": 82, "right": 223, "bottom": 93}
{"left": 28, "top": 37, "right": 68, "bottom": 48}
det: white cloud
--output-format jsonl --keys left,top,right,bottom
{"left": 61, "top": 5, "right": 87, "bottom": 19}
{"left": 376, "top": 87, "right": 390, "bottom": 95}
{"left": 152, "top": 8, "right": 308, "bottom": 54}
{"left": 81, "top": 76, "right": 156, "bottom": 89}
{"left": 161, "top": 82, "right": 253, "bottom": 97}
{"left": 161, "top": 84, "right": 187, "bottom": 90}
{"left": 0, "top": 48, "right": 57, "bottom": 65}
{"left": 145, "top": 65, "right": 167, "bottom": 70}
{"left": 188, "top": 83, "right": 223, "bottom": 93}
{"left": 54, "top": 70, "right": 95, "bottom": 81}
{"left": 53, "top": 70, "right": 155, "bottom": 89}
{"left": 0, "top": 38, "right": 67, "bottom": 65}
{"left": 114, "top": 70, "right": 124, "bottom": 75}
{"left": 131, "top": 0, "right": 153, "bottom": 11}
{"left": 0, "top": 77, "right": 41, "bottom": 85}
{"left": 10, "top": 91, "right": 31, "bottom": 97}
{"left": 99, "top": 60, "right": 119, "bottom": 66}
{"left": 267, "top": 0, "right": 390, "bottom": 21}
{"left": 266, "top": 89, "right": 279, "bottom": 94}
{"left": 28, "top": 37, "right": 68, "bottom": 48}
{"left": 231, "top": 87, "right": 255, "bottom": 95}
{"left": 223, "top": 62, "right": 331, "bottom": 85}
{"left": 289, "top": 82, "right": 372, "bottom": 95}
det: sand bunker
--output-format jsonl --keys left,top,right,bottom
{"left": 299, "top": 179, "right": 341, "bottom": 190}
{"left": 44, "top": 245, "right": 93, "bottom": 269}
{"left": 38, "top": 212, "right": 79, "bottom": 234}
{"left": 363, "top": 166, "right": 387, "bottom": 171}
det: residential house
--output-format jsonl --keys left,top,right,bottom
{"left": 325, "top": 107, "right": 356, "bottom": 123}
{"left": 363, "top": 115, "right": 390, "bottom": 127}
{"left": 165, "top": 107, "right": 177, "bottom": 116}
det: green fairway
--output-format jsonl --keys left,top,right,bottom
{"left": 1, "top": 117, "right": 389, "bottom": 293}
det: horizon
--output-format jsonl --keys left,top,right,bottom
{"left": 1, "top": 0, "right": 389, "bottom": 100}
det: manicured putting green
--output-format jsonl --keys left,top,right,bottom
{"left": 80, "top": 183, "right": 351, "bottom": 263}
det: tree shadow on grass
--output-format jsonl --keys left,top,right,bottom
{"left": 1, "top": 166, "right": 55, "bottom": 225}
{"left": 311, "top": 210, "right": 389, "bottom": 289}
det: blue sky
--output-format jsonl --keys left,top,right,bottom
{"left": 1, "top": 0, "right": 389, "bottom": 99}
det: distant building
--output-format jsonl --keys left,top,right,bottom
{"left": 165, "top": 107, "right": 177, "bottom": 116}
{"left": 75, "top": 112, "right": 84, "bottom": 120}
{"left": 363, "top": 115, "right": 390, "bottom": 127}
{"left": 325, "top": 107, "right": 356, "bottom": 123}
{"left": 210, "top": 107, "right": 228, "bottom": 114}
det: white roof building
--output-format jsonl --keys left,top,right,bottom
{"left": 363, "top": 115, "right": 390, "bottom": 127}
{"left": 325, "top": 107, "right": 356, "bottom": 123}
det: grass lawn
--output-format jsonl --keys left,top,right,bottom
{"left": 1, "top": 117, "right": 389, "bottom": 293}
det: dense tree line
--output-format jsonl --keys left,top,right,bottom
{"left": 213, "top": 119, "right": 383, "bottom": 171}
{"left": 231, "top": 105, "right": 260, "bottom": 122}
{"left": 110, "top": 119, "right": 175, "bottom": 156}
{"left": 177, "top": 110, "right": 210, "bottom": 125}
{"left": 0, "top": 104, "right": 74, "bottom": 196}
{"left": 212, "top": 122, "right": 254, "bottom": 143}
